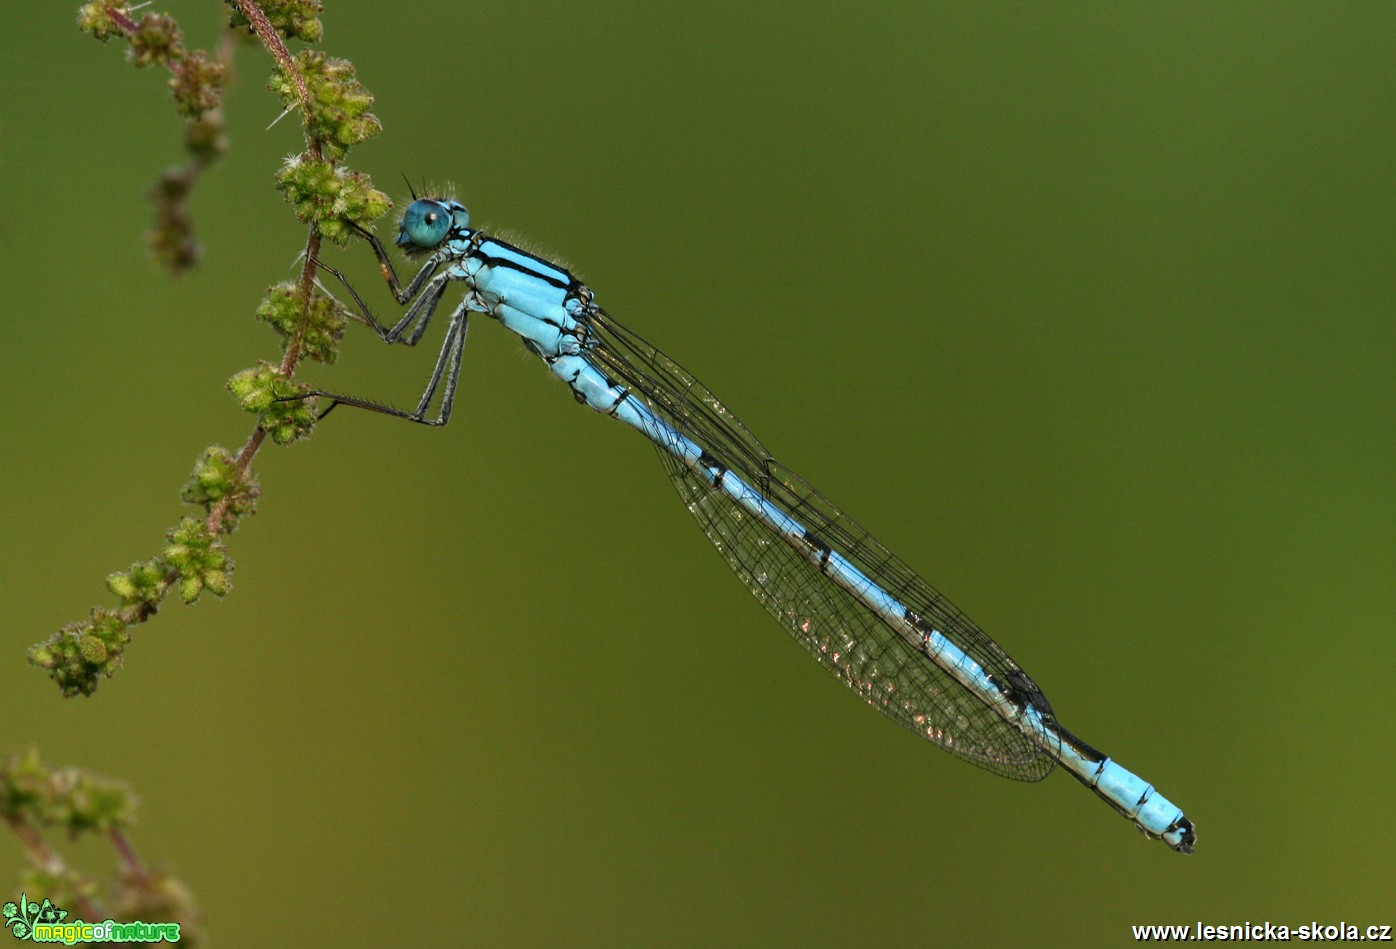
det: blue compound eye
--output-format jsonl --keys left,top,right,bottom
{"left": 398, "top": 200, "right": 452, "bottom": 249}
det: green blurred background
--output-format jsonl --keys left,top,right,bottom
{"left": 2, "top": 2, "right": 1393, "bottom": 945}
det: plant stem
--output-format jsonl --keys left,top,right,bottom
{"left": 224, "top": 0, "right": 313, "bottom": 150}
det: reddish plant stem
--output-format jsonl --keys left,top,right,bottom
{"left": 3, "top": 814, "right": 102, "bottom": 921}
{"left": 94, "top": 2, "right": 323, "bottom": 611}
{"left": 102, "top": 5, "right": 139, "bottom": 33}
{"left": 4, "top": 813, "right": 57, "bottom": 871}
{"left": 107, "top": 828, "right": 148, "bottom": 885}
{"left": 224, "top": 0, "right": 313, "bottom": 139}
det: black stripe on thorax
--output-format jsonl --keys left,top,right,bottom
{"left": 471, "top": 232, "right": 576, "bottom": 290}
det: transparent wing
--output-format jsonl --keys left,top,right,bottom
{"left": 586, "top": 308, "right": 1058, "bottom": 780}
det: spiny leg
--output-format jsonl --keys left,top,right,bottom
{"left": 290, "top": 305, "right": 471, "bottom": 427}
{"left": 282, "top": 222, "right": 473, "bottom": 426}
{"left": 412, "top": 306, "right": 470, "bottom": 425}
{"left": 345, "top": 219, "right": 419, "bottom": 303}
{"left": 311, "top": 253, "right": 452, "bottom": 345}
{"left": 345, "top": 219, "right": 464, "bottom": 308}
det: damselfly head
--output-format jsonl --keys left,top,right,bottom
{"left": 397, "top": 198, "right": 468, "bottom": 255}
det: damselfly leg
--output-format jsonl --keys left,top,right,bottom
{"left": 282, "top": 236, "right": 474, "bottom": 426}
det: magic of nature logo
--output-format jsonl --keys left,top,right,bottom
{"left": 4, "top": 893, "right": 179, "bottom": 944}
